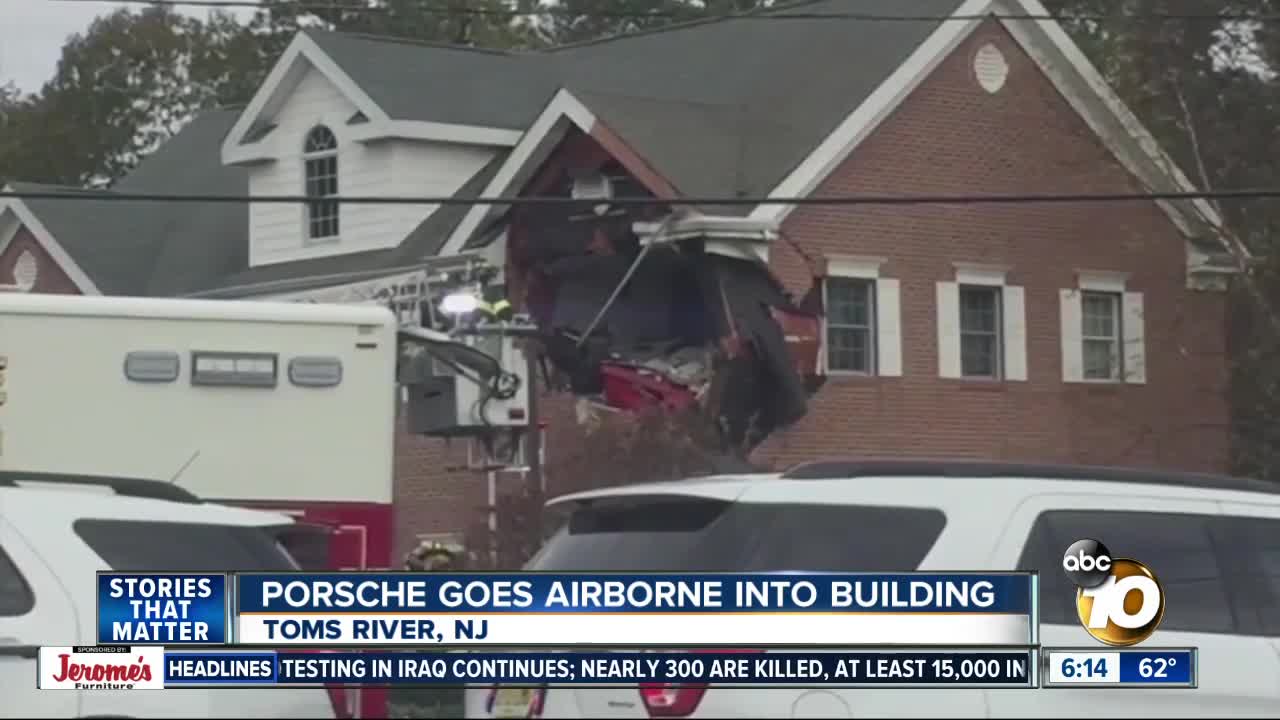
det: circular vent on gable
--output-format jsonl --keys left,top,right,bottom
{"left": 12, "top": 250, "right": 37, "bottom": 290}
{"left": 974, "top": 43, "right": 1009, "bottom": 94}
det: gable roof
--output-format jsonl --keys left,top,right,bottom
{"left": 7, "top": 110, "right": 248, "bottom": 297}
{"left": 9, "top": 181, "right": 159, "bottom": 295}
{"left": 555, "top": 0, "right": 963, "bottom": 201}
{"left": 438, "top": 0, "right": 966, "bottom": 253}
{"left": 9, "top": 0, "right": 1234, "bottom": 298}
{"left": 0, "top": 183, "right": 103, "bottom": 293}
{"left": 431, "top": 0, "right": 1224, "bottom": 253}
{"left": 304, "top": 31, "right": 558, "bottom": 130}
{"left": 743, "top": 0, "right": 1225, "bottom": 245}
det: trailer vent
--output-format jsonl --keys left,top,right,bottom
{"left": 124, "top": 351, "right": 181, "bottom": 383}
{"left": 289, "top": 356, "right": 343, "bottom": 388}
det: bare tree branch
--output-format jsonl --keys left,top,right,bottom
{"left": 1168, "top": 74, "right": 1280, "bottom": 337}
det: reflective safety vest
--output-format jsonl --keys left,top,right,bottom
{"left": 477, "top": 298, "right": 514, "bottom": 321}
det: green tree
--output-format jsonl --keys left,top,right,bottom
{"left": 1047, "top": 0, "right": 1280, "bottom": 477}
{"left": 0, "top": 6, "right": 270, "bottom": 186}
{"left": 540, "top": 0, "right": 706, "bottom": 45}
{"left": 249, "top": 0, "right": 542, "bottom": 48}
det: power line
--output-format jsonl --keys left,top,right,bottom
{"left": 46, "top": 0, "right": 1277, "bottom": 22}
{"left": 1, "top": 187, "right": 1276, "bottom": 206}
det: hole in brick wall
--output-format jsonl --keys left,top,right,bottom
{"left": 974, "top": 42, "right": 1009, "bottom": 94}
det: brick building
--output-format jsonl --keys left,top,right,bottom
{"left": 0, "top": 0, "right": 1236, "bottom": 556}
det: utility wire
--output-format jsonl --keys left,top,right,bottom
{"left": 45, "top": 0, "right": 1278, "bottom": 22}
{"left": 1, "top": 188, "right": 1275, "bottom": 206}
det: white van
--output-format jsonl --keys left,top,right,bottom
{"left": 466, "top": 459, "right": 1280, "bottom": 718}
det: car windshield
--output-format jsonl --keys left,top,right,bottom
{"left": 74, "top": 518, "right": 300, "bottom": 572}
{"left": 527, "top": 495, "right": 947, "bottom": 572}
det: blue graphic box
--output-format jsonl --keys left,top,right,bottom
{"left": 97, "top": 573, "right": 228, "bottom": 645}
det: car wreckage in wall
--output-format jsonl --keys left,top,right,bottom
{"left": 399, "top": 174, "right": 826, "bottom": 456}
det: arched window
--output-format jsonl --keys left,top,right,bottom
{"left": 303, "top": 126, "right": 339, "bottom": 241}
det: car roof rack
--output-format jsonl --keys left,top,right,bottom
{"left": 0, "top": 471, "right": 202, "bottom": 504}
{"left": 778, "top": 458, "right": 1280, "bottom": 495}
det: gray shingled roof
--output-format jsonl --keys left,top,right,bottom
{"left": 302, "top": 32, "right": 558, "bottom": 130}
{"left": 12, "top": 0, "right": 985, "bottom": 295}
{"left": 14, "top": 110, "right": 248, "bottom": 296}
{"left": 296, "top": 0, "right": 960, "bottom": 206}
{"left": 550, "top": 0, "right": 960, "bottom": 202}
{"left": 11, "top": 182, "right": 182, "bottom": 296}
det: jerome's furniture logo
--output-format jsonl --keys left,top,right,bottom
{"left": 38, "top": 646, "right": 165, "bottom": 690}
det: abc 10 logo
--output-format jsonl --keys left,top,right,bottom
{"left": 1062, "top": 539, "right": 1165, "bottom": 646}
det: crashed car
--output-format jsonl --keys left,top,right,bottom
{"left": 504, "top": 205, "right": 825, "bottom": 450}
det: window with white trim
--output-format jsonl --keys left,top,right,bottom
{"left": 959, "top": 285, "right": 1003, "bottom": 379}
{"left": 1060, "top": 272, "right": 1145, "bottom": 384}
{"left": 823, "top": 256, "right": 901, "bottom": 377}
{"left": 826, "top": 278, "right": 876, "bottom": 373}
{"left": 1081, "top": 291, "right": 1123, "bottom": 381}
{"left": 937, "top": 264, "right": 1026, "bottom": 381}
{"left": 303, "top": 125, "right": 339, "bottom": 242}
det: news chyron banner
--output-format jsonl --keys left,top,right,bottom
{"left": 36, "top": 537, "right": 1203, "bottom": 690}
{"left": 92, "top": 572, "right": 1037, "bottom": 647}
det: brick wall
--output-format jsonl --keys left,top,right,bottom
{"left": 392, "top": 20, "right": 1231, "bottom": 550}
{"left": 759, "top": 21, "right": 1229, "bottom": 473}
{"left": 0, "top": 226, "right": 82, "bottom": 294}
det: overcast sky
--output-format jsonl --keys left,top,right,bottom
{"left": 0, "top": 0, "right": 253, "bottom": 92}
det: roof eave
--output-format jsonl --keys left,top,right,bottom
{"left": 220, "top": 32, "right": 393, "bottom": 166}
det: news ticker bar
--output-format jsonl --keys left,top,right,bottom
{"left": 41, "top": 648, "right": 1035, "bottom": 689}
{"left": 37, "top": 647, "right": 1199, "bottom": 690}
{"left": 97, "top": 572, "right": 1039, "bottom": 647}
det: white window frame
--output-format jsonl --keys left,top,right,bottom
{"left": 1060, "top": 271, "right": 1145, "bottom": 384}
{"left": 823, "top": 256, "right": 901, "bottom": 377}
{"left": 1080, "top": 290, "right": 1123, "bottom": 381}
{"left": 937, "top": 263, "right": 1027, "bottom": 381}
{"left": 303, "top": 125, "right": 340, "bottom": 244}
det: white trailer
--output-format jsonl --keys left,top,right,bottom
{"left": 0, "top": 293, "right": 399, "bottom": 571}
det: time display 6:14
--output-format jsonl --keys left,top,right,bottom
{"left": 1060, "top": 657, "right": 1109, "bottom": 678}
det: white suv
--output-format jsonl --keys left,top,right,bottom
{"left": 0, "top": 471, "right": 344, "bottom": 719}
{"left": 466, "top": 459, "right": 1280, "bottom": 719}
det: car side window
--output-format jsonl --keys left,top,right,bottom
{"left": 1213, "top": 516, "right": 1280, "bottom": 637}
{"left": 0, "top": 545, "right": 35, "bottom": 616}
{"left": 1016, "top": 510, "right": 1236, "bottom": 635}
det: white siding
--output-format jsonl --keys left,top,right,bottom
{"left": 246, "top": 66, "right": 497, "bottom": 267}
{"left": 389, "top": 142, "right": 496, "bottom": 241}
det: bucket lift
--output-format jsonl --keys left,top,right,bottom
{"left": 393, "top": 258, "right": 536, "bottom": 472}
{"left": 392, "top": 258, "right": 539, "bottom": 567}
